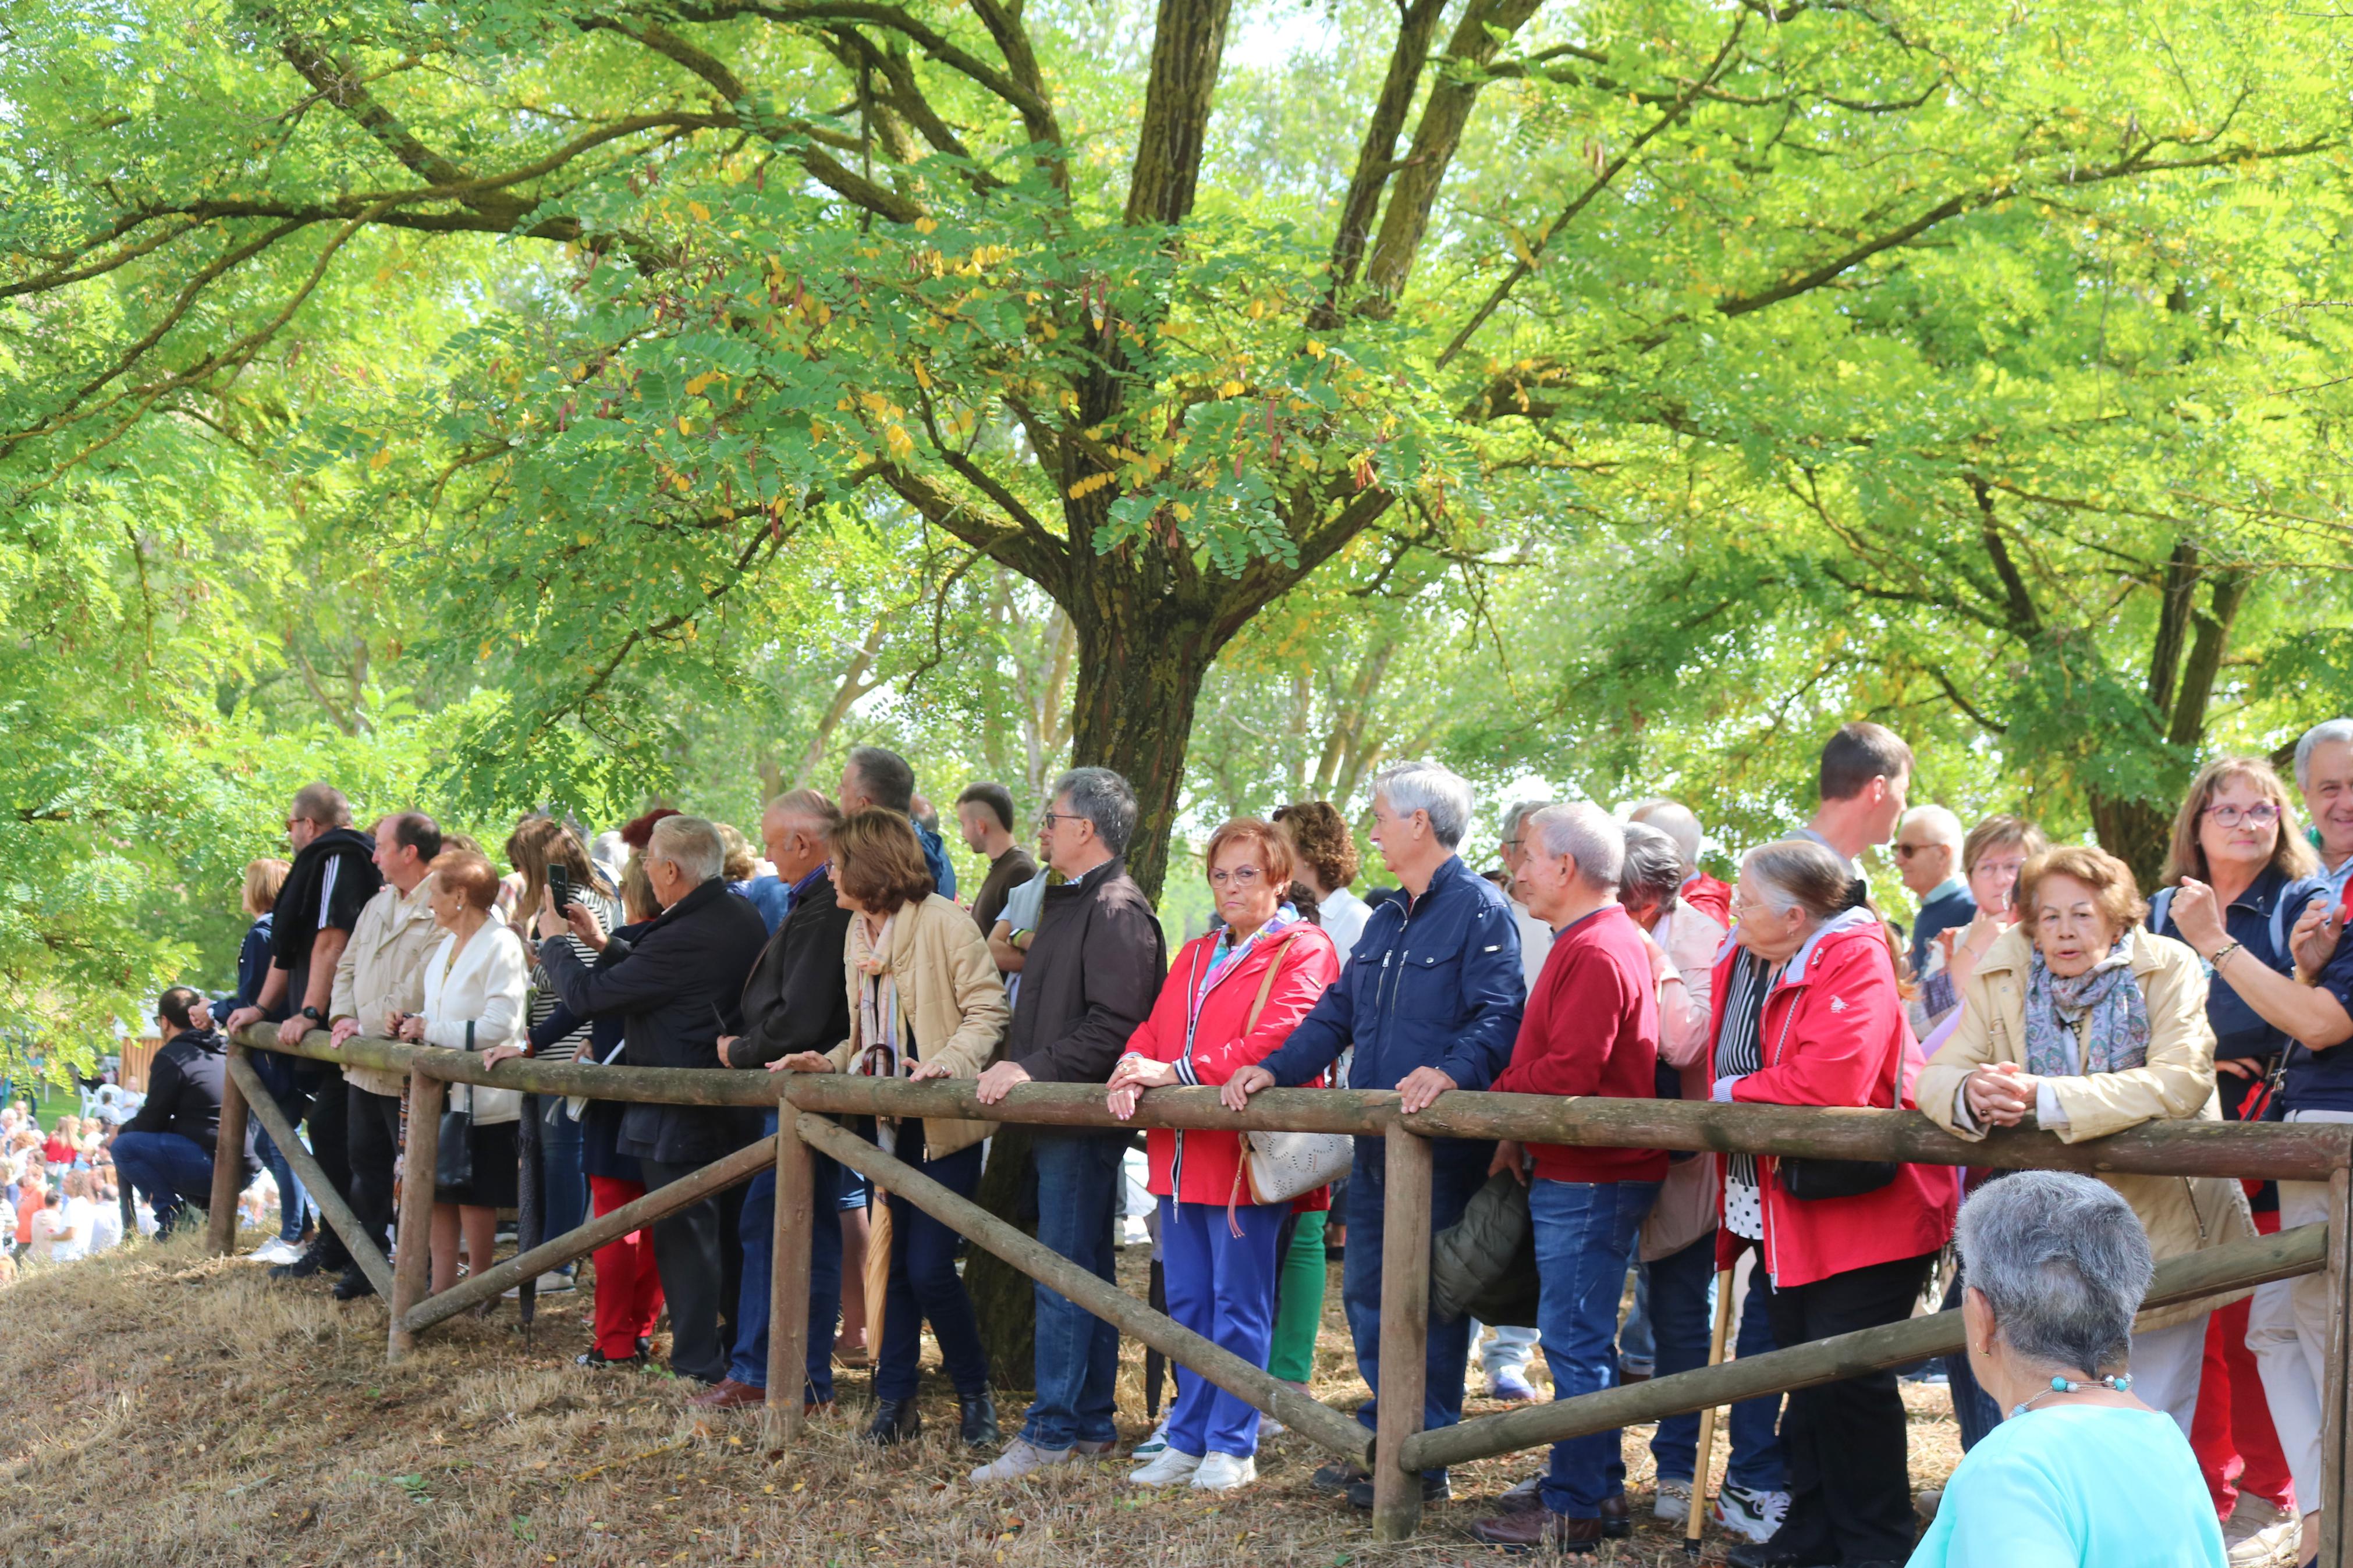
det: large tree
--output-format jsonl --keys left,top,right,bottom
{"left": 12, "top": 0, "right": 2344, "bottom": 898}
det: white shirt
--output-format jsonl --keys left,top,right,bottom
{"left": 1318, "top": 886, "right": 1374, "bottom": 963}
{"left": 87, "top": 1197, "right": 122, "bottom": 1253}
{"left": 52, "top": 1195, "right": 98, "bottom": 1262}
{"left": 1510, "top": 897, "right": 1553, "bottom": 991}
{"left": 421, "top": 922, "right": 530, "bottom": 1124}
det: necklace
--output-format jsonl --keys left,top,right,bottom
{"left": 2010, "top": 1371, "right": 2132, "bottom": 1419}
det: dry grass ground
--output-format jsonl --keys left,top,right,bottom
{"left": 0, "top": 1227, "right": 1971, "bottom": 1567}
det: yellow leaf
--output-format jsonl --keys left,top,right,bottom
{"left": 1218, "top": 380, "right": 1244, "bottom": 398}
{"left": 1172, "top": 503, "right": 1194, "bottom": 522}
{"left": 1306, "top": 339, "right": 1326, "bottom": 358}
{"left": 914, "top": 216, "right": 938, "bottom": 234}
{"left": 686, "top": 371, "right": 721, "bottom": 397}
{"left": 677, "top": 417, "right": 693, "bottom": 435}
{"left": 687, "top": 200, "right": 711, "bottom": 223}
{"left": 369, "top": 447, "right": 391, "bottom": 472}
{"left": 913, "top": 361, "right": 932, "bottom": 389}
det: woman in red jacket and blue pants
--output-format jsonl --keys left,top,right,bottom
{"left": 1108, "top": 819, "right": 1341, "bottom": 1494}
{"left": 1710, "top": 841, "right": 1958, "bottom": 1568}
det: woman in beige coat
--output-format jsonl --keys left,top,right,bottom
{"left": 775, "top": 808, "right": 1010, "bottom": 1448}
{"left": 1919, "top": 844, "right": 2253, "bottom": 1438}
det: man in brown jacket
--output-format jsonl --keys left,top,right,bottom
{"left": 969, "top": 766, "right": 1166, "bottom": 1482}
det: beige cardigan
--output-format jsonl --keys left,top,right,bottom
{"left": 822, "top": 893, "right": 1010, "bottom": 1161}
{"left": 1918, "top": 924, "right": 2254, "bottom": 1330}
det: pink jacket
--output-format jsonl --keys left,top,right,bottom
{"left": 1709, "top": 912, "right": 1958, "bottom": 1289}
{"left": 1125, "top": 922, "right": 1340, "bottom": 1207}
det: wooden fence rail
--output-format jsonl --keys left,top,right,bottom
{"left": 217, "top": 1026, "right": 2353, "bottom": 1554}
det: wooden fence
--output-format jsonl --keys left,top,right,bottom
{"left": 215, "top": 1026, "right": 2353, "bottom": 1551}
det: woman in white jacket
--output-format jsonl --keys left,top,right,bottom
{"left": 393, "top": 849, "right": 529, "bottom": 1296}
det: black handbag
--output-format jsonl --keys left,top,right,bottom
{"left": 1772, "top": 1004, "right": 1903, "bottom": 1201}
{"left": 435, "top": 1021, "right": 475, "bottom": 1190}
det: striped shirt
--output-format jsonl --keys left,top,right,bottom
{"left": 526, "top": 888, "right": 624, "bottom": 1063}
{"left": 1717, "top": 950, "right": 1783, "bottom": 1240}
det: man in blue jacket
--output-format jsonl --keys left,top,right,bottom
{"left": 1227, "top": 760, "right": 1524, "bottom": 1509}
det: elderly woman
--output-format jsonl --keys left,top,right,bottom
{"left": 393, "top": 850, "right": 530, "bottom": 1298}
{"left": 1919, "top": 844, "right": 2253, "bottom": 1440}
{"left": 775, "top": 809, "right": 1010, "bottom": 1449}
{"left": 1912, "top": 1170, "right": 2226, "bottom": 1568}
{"left": 1710, "top": 839, "right": 1956, "bottom": 1568}
{"left": 1104, "top": 820, "right": 1340, "bottom": 1494}
{"left": 1910, "top": 816, "right": 2048, "bottom": 1039}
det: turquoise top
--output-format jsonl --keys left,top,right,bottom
{"left": 1908, "top": 1404, "right": 2226, "bottom": 1568}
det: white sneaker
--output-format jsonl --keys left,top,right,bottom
{"left": 1713, "top": 1484, "right": 1790, "bottom": 1544}
{"left": 249, "top": 1238, "right": 301, "bottom": 1265}
{"left": 1128, "top": 1448, "right": 1204, "bottom": 1487}
{"left": 1190, "top": 1452, "right": 1255, "bottom": 1491}
{"left": 970, "top": 1438, "right": 1076, "bottom": 1484}
{"left": 1653, "top": 1475, "right": 1692, "bottom": 1524}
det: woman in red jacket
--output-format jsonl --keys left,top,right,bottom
{"left": 1106, "top": 819, "right": 1340, "bottom": 1494}
{"left": 1709, "top": 838, "right": 1957, "bottom": 1568}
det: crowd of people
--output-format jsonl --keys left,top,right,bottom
{"left": 85, "top": 714, "right": 2353, "bottom": 1565}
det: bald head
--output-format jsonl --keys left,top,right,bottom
{"left": 1628, "top": 798, "right": 1702, "bottom": 877}
{"left": 1896, "top": 804, "right": 1965, "bottom": 897}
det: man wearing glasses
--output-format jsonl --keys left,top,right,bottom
{"left": 1893, "top": 805, "right": 1972, "bottom": 977}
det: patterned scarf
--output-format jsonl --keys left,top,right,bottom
{"left": 1191, "top": 905, "right": 1301, "bottom": 1015}
{"left": 849, "top": 912, "right": 906, "bottom": 1080}
{"left": 2022, "top": 942, "right": 2149, "bottom": 1079}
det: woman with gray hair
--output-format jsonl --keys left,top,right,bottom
{"left": 1911, "top": 1170, "right": 2226, "bottom": 1567}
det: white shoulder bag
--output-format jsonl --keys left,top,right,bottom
{"left": 1229, "top": 936, "right": 1355, "bottom": 1218}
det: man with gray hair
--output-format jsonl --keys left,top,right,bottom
{"left": 537, "top": 812, "right": 771, "bottom": 1386}
{"left": 1229, "top": 759, "right": 1524, "bottom": 1510}
{"left": 1893, "top": 804, "right": 1971, "bottom": 976}
{"left": 1629, "top": 798, "right": 1730, "bottom": 928}
{"left": 1471, "top": 803, "right": 1665, "bottom": 1551}
{"left": 2297, "top": 718, "right": 2353, "bottom": 910}
{"left": 970, "top": 766, "right": 1166, "bottom": 1482}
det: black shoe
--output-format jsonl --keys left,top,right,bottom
{"left": 957, "top": 1393, "right": 1000, "bottom": 1449}
{"left": 1726, "top": 1539, "right": 1833, "bottom": 1568}
{"left": 268, "top": 1244, "right": 329, "bottom": 1281}
{"left": 1598, "top": 1492, "right": 1630, "bottom": 1539}
{"left": 863, "top": 1398, "right": 921, "bottom": 1446}
{"left": 330, "top": 1269, "right": 377, "bottom": 1302}
{"left": 575, "top": 1347, "right": 647, "bottom": 1368}
{"left": 1346, "top": 1471, "right": 1449, "bottom": 1510}
{"left": 1312, "top": 1458, "right": 1371, "bottom": 1493}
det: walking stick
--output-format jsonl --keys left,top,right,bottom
{"left": 1687, "top": 1267, "right": 1737, "bottom": 1556}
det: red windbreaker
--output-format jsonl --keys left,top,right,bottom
{"left": 1709, "top": 913, "right": 1958, "bottom": 1289}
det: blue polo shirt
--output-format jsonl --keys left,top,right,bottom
{"left": 2150, "top": 865, "right": 2304, "bottom": 1062}
{"left": 2284, "top": 923, "right": 2353, "bottom": 1115}
{"left": 1910, "top": 878, "right": 1975, "bottom": 976}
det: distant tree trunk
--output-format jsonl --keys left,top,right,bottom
{"left": 1065, "top": 597, "right": 1222, "bottom": 905}
{"left": 967, "top": 1126, "right": 1038, "bottom": 1395}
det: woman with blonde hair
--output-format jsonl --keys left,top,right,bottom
{"left": 394, "top": 850, "right": 530, "bottom": 1297}
{"left": 204, "top": 856, "right": 313, "bottom": 1264}
{"left": 774, "top": 809, "right": 1010, "bottom": 1449}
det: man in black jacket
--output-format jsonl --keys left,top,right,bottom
{"left": 970, "top": 766, "right": 1166, "bottom": 1482}
{"left": 538, "top": 815, "right": 769, "bottom": 1385}
{"left": 113, "top": 988, "right": 260, "bottom": 1234}
{"left": 688, "top": 791, "right": 861, "bottom": 1413}
{"left": 225, "top": 781, "right": 381, "bottom": 1281}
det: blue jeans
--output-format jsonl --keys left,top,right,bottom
{"left": 1529, "top": 1178, "right": 1660, "bottom": 1517}
{"left": 1343, "top": 1134, "right": 1493, "bottom": 1473}
{"left": 1649, "top": 1230, "right": 1787, "bottom": 1491}
{"left": 1162, "top": 1197, "right": 1286, "bottom": 1457}
{"left": 1618, "top": 1261, "right": 1655, "bottom": 1372}
{"left": 729, "top": 1112, "right": 852, "bottom": 1399}
{"left": 876, "top": 1142, "right": 989, "bottom": 1403}
{"left": 112, "top": 1130, "right": 218, "bottom": 1234}
{"left": 249, "top": 1053, "right": 313, "bottom": 1242}
{"left": 541, "top": 1096, "right": 587, "bottom": 1251}
{"left": 1020, "top": 1133, "right": 1124, "bottom": 1450}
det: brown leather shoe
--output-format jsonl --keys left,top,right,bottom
{"left": 1600, "top": 1492, "right": 1631, "bottom": 1538}
{"left": 1467, "top": 1508, "right": 1605, "bottom": 1552}
{"left": 688, "top": 1377, "right": 766, "bottom": 1410}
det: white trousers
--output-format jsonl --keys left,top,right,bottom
{"left": 2128, "top": 1315, "right": 2210, "bottom": 1439}
{"left": 2252, "top": 1169, "right": 2342, "bottom": 1512}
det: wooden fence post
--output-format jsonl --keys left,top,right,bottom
{"left": 1372, "top": 1126, "right": 1433, "bottom": 1542}
{"left": 207, "top": 1041, "right": 251, "bottom": 1256}
{"left": 765, "top": 1113, "right": 815, "bottom": 1448}
{"left": 2323, "top": 1164, "right": 2352, "bottom": 1568}
{"left": 388, "top": 1069, "right": 445, "bottom": 1362}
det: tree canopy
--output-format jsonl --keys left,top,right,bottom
{"left": 5, "top": 0, "right": 2351, "bottom": 1069}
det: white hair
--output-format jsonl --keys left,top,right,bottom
{"left": 1629, "top": 798, "right": 1702, "bottom": 876}
{"left": 647, "top": 815, "right": 726, "bottom": 884}
{"left": 1899, "top": 804, "right": 1965, "bottom": 849}
{"left": 1527, "top": 802, "right": 1624, "bottom": 890}
{"left": 1372, "top": 761, "right": 1475, "bottom": 849}
{"left": 1958, "top": 1171, "right": 2153, "bottom": 1378}
{"left": 1501, "top": 799, "right": 1555, "bottom": 840}
{"left": 2296, "top": 720, "right": 2353, "bottom": 792}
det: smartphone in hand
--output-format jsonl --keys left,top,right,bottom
{"left": 548, "top": 862, "right": 573, "bottom": 912}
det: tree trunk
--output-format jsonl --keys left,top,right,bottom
{"left": 1064, "top": 597, "right": 1222, "bottom": 905}
{"left": 2088, "top": 792, "right": 2175, "bottom": 891}
{"left": 967, "top": 1125, "right": 1039, "bottom": 1395}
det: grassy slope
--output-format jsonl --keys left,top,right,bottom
{"left": 0, "top": 1228, "right": 1968, "bottom": 1566}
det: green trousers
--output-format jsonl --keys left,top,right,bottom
{"left": 1266, "top": 1210, "right": 1328, "bottom": 1384}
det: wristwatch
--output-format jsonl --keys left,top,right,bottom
{"left": 299, "top": 1005, "right": 325, "bottom": 1023}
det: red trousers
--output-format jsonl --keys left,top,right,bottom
{"left": 2192, "top": 1204, "right": 2295, "bottom": 1520}
{"left": 588, "top": 1176, "right": 665, "bottom": 1360}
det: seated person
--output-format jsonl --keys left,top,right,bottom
{"left": 1911, "top": 1169, "right": 2226, "bottom": 1568}
{"left": 109, "top": 987, "right": 260, "bottom": 1236}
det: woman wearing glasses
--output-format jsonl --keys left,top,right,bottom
{"left": 773, "top": 809, "right": 1010, "bottom": 1449}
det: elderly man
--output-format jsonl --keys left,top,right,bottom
{"left": 226, "top": 782, "right": 382, "bottom": 1283}
{"left": 839, "top": 744, "right": 956, "bottom": 900}
{"left": 112, "top": 988, "right": 260, "bottom": 1236}
{"left": 1470, "top": 805, "right": 1663, "bottom": 1551}
{"left": 1629, "top": 799, "right": 1730, "bottom": 928}
{"left": 537, "top": 815, "right": 770, "bottom": 1386}
{"left": 317, "top": 811, "right": 444, "bottom": 1299}
{"left": 1228, "top": 760, "right": 1524, "bottom": 1510}
{"left": 1894, "top": 804, "right": 1972, "bottom": 976}
{"left": 968, "top": 766, "right": 1166, "bottom": 1483}
{"left": 1797, "top": 723, "right": 1913, "bottom": 907}
{"left": 2298, "top": 719, "right": 2353, "bottom": 911}
{"left": 1481, "top": 798, "right": 1557, "bottom": 1403}
{"left": 687, "top": 792, "right": 861, "bottom": 1412}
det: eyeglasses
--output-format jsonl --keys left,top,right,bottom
{"left": 1038, "top": 811, "right": 1073, "bottom": 831}
{"left": 2203, "top": 802, "right": 2282, "bottom": 829}
{"left": 1208, "top": 865, "right": 1265, "bottom": 888}
{"left": 1893, "top": 841, "right": 1939, "bottom": 859}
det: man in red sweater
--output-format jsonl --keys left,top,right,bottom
{"left": 1471, "top": 802, "right": 1666, "bottom": 1553}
